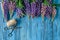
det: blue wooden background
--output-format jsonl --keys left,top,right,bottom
{"left": 0, "top": 0, "right": 60, "bottom": 40}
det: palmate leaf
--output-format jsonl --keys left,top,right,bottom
{"left": 43, "top": 0, "right": 49, "bottom": 6}
{"left": 16, "top": 0, "right": 24, "bottom": 9}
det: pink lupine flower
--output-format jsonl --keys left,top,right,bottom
{"left": 41, "top": 3, "right": 47, "bottom": 20}
{"left": 52, "top": 6, "right": 56, "bottom": 21}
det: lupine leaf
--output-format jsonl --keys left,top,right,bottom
{"left": 16, "top": 0, "right": 24, "bottom": 9}
{"left": 43, "top": 0, "right": 49, "bottom": 6}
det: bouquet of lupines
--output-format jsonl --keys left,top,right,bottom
{"left": 2, "top": 0, "right": 56, "bottom": 20}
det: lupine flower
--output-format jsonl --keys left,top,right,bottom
{"left": 45, "top": 6, "right": 52, "bottom": 18}
{"left": 2, "top": 1, "right": 9, "bottom": 21}
{"left": 42, "top": 0, "right": 52, "bottom": 18}
{"left": 35, "top": 0, "right": 42, "bottom": 16}
{"left": 41, "top": 3, "right": 47, "bottom": 20}
{"left": 16, "top": 0, "right": 24, "bottom": 17}
{"left": 31, "top": 1, "right": 36, "bottom": 18}
{"left": 8, "top": 1, "right": 16, "bottom": 18}
{"left": 36, "top": 2, "right": 40, "bottom": 16}
{"left": 45, "top": 0, "right": 53, "bottom": 18}
{"left": 16, "top": 8, "right": 24, "bottom": 17}
{"left": 24, "top": 0, "right": 31, "bottom": 15}
{"left": 52, "top": 6, "right": 56, "bottom": 21}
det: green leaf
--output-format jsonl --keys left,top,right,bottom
{"left": 43, "top": 0, "right": 49, "bottom": 6}
{"left": 16, "top": 0, "right": 24, "bottom": 9}
{"left": 30, "top": 0, "right": 36, "bottom": 3}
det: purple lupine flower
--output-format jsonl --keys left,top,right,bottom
{"left": 8, "top": 1, "right": 16, "bottom": 18}
{"left": 24, "top": 0, "right": 31, "bottom": 15}
{"left": 45, "top": 6, "right": 52, "bottom": 18}
{"left": 16, "top": 8, "right": 24, "bottom": 17}
{"left": 44, "top": 0, "right": 52, "bottom": 18}
{"left": 35, "top": 0, "right": 42, "bottom": 16}
{"left": 35, "top": 2, "right": 40, "bottom": 16}
{"left": 2, "top": 1, "right": 9, "bottom": 21}
{"left": 31, "top": 2, "right": 36, "bottom": 18}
